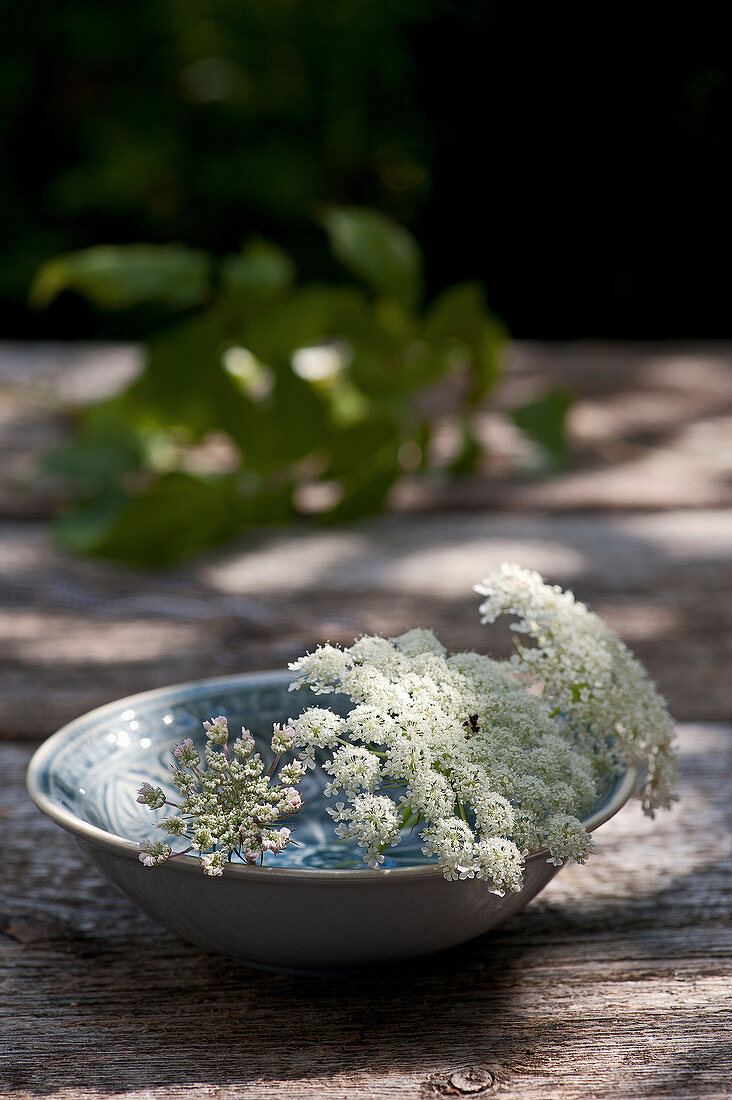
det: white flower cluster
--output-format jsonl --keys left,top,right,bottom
{"left": 289, "top": 622, "right": 614, "bottom": 890}
{"left": 137, "top": 716, "right": 305, "bottom": 875}
{"left": 474, "top": 563, "right": 678, "bottom": 815}
{"left": 135, "top": 565, "right": 676, "bottom": 887}
{"left": 327, "top": 795, "right": 403, "bottom": 867}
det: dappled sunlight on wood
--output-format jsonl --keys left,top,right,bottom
{"left": 0, "top": 611, "right": 199, "bottom": 663}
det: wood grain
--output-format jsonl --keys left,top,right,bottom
{"left": 1, "top": 508, "right": 732, "bottom": 738}
{"left": 2, "top": 722, "right": 730, "bottom": 1099}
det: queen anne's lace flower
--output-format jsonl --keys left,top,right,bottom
{"left": 277, "top": 787, "right": 303, "bottom": 814}
{"left": 136, "top": 782, "right": 166, "bottom": 809}
{"left": 202, "top": 717, "right": 229, "bottom": 745}
{"left": 261, "top": 827, "right": 291, "bottom": 853}
{"left": 323, "top": 744, "right": 381, "bottom": 796}
{"left": 137, "top": 716, "right": 306, "bottom": 875}
{"left": 326, "top": 795, "right": 402, "bottom": 867}
{"left": 474, "top": 563, "right": 678, "bottom": 815}
{"left": 289, "top": 707, "right": 347, "bottom": 769}
{"left": 140, "top": 566, "right": 676, "bottom": 885}
{"left": 543, "top": 813, "right": 594, "bottom": 866}
{"left": 172, "top": 738, "right": 199, "bottom": 766}
{"left": 278, "top": 759, "right": 307, "bottom": 785}
{"left": 138, "top": 839, "right": 171, "bottom": 867}
{"left": 289, "top": 569, "right": 677, "bottom": 888}
{"left": 420, "top": 817, "right": 476, "bottom": 880}
{"left": 271, "top": 723, "right": 295, "bottom": 754}
{"left": 474, "top": 838, "right": 524, "bottom": 894}
{"left": 392, "top": 627, "right": 447, "bottom": 658}
{"left": 201, "top": 851, "right": 226, "bottom": 877}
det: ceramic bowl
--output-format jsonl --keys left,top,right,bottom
{"left": 27, "top": 670, "right": 637, "bottom": 972}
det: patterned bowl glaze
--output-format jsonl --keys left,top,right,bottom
{"left": 27, "top": 671, "right": 637, "bottom": 972}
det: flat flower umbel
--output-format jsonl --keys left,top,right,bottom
{"left": 287, "top": 566, "right": 678, "bottom": 890}
{"left": 288, "top": 631, "right": 600, "bottom": 892}
{"left": 474, "top": 563, "right": 678, "bottom": 814}
{"left": 137, "top": 717, "right": 305, "bottom": 875}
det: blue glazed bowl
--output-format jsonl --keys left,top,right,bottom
{"left": 27, "top": 671, "right": 637, "bottom": 972}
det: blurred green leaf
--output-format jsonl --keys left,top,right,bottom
{"left": 450, "top": 424, "right": 483, "bottom": 476}
{"left": 119, "top": 313, "right": 330, "bottom": 473}
{"left": 423, "top": 282, "right": 507, "bottom": 402}
{"left": 89, "top": 472, "right": 241, "bottom": 566}
{"left": 510, "top": 386, "right": 574, "bottom": 469}
{"left": 66, "top": 472, "right": 294, "bottom": 567}
{"left": 55, "top": 497, "right": 134, "bottom": 557}
{"left": 243, "top": 285, "right": 367, "bottom": 365}
{"left": 323, "top": 416, "right": 400, "bottom": 479}
{"left": 470, "top": 314, "right": 508, "bottom": 403}
{"left": 321, "top": 206, "right": 422, "bottom": 311}
{"left": 219, "top": 240, "right": 295, "bottom": 311}
{"left": 412, "top": 418, "right": 432, "bottom": 473}
{"left": 262, "top": 364, "right": 331, "bottom": 467}
{"left": 30, "top": 245, "right": 212, "bottom": 310}
{"left": 118, "top": 314, "right": 253, "bottom": 443}
{"left": 423, "top": 283, "right": 486, "bottom": 342}
{"left": 323, "top": 416, "right": 401, "bottom": 522}
{"left": 325, "top": 464, "right": 399, "bottom": 524}
{"left": 43, "top": 405, "right": 144, "bottom": 492}
{"left": 33, "top": 207, "right": 517, "bottom": 565}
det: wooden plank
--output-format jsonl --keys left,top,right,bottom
{"left": 1, "top": 509, "right": 731, "bottom": 738}
{"left": 2, "top": 722, "right": 730, "bottom": 1099}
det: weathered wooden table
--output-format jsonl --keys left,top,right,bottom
{"left": 3, "top": 721, "right": 731, "bottom": 1098}
{"left": 1, "top": 342, "right": 731, "bottom": 1097}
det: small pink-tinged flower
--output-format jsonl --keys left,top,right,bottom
{"left": 203, "top": 716, "right": 229, "bottom": 745}
{"left": 138, "top": 839, "right": 171, "bottom": 867}
{"left": 136, "top": 783, "right": 166, "bottom": 809}
{"left": 278, "top": 787, "right": 302, "bottom": 815}
{"left": 172, "top": 737, "right": 199, "bottom": 767}
{"left": 261, "top": 827, "right": 291, "bottom": 853}
{"left": 201, "top": 852, "right": 225, "bottom": 876}
{"left": 278, "top": 759, "right": 306, "bottom": 784}
{"left": 234, "top": 728, "right": 256, "bottom": 758}
{"left": 271, "top": 723, "right": 295, "bottom": 754}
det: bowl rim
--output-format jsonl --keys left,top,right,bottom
{"left": 27, "top": 669, "right": 639, "bottom": 884}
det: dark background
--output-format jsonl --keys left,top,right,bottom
{"left": 4, "top": 0, "right": 731, "bottom": 340}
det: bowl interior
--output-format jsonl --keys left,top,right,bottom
{"left": 32, "top": 671, "right": 632, "bottom": 873}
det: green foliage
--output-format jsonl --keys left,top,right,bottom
{"left": 321, "top": 207, "right": 423, "bottom": 311}
{"left": 510, "top": 386, "right": 575, "bottom": 470}
{"left": 423, "top": 283, "right": 506, "bottom": 403}
{"left": 31, "top": 245, "right": 212, "bottom": 311}
{"left": 81, "top": 473, "right": 290, "bottom": 568}
{"left": 36, "top": 207, "right": 563, "bottom": 565}
{"left": 219, "top": 241, "right": 295, "bottom": 310}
